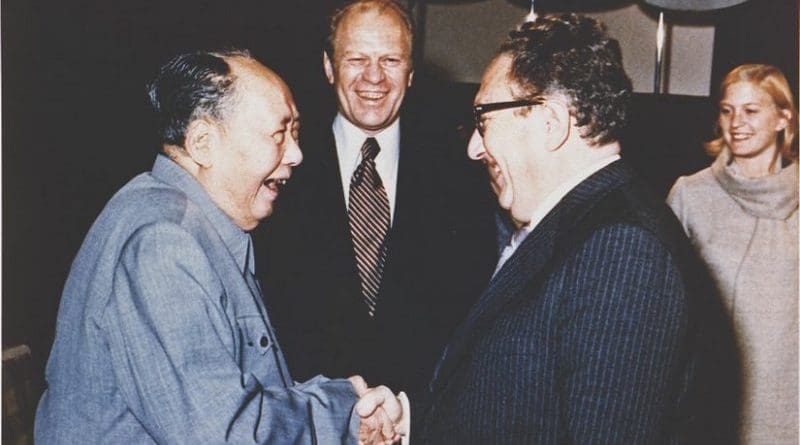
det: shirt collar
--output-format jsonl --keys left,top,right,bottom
{"left": 332, "top": 113, "right": 400, "bottom": 168}
{"left": 151, "top": 154, "right": 251, "bottom": 274}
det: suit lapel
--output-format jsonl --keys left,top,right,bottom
{"left": 304, "top": 126, "right": 356, "bottom": 269}
{"left": 307, "top": 129, "right": 348, "bottom": 222}
{"left": 319, "top": 128, "right": 369, "bottom": 314}
{"left": 373, "top": 124, "right": 428, "bottom": 315}
{"left": 430, "top": 205, "right": 560, "bottom": 390}
{"left": 431, "top": 160, "right": 631, "bottom": 391}
{"left": 387, "top": 122, "right": 426, "bottom": 242}
{"left": 290, "top": 123, "right": 366, "bottom": 321}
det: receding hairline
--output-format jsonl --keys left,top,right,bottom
{"left": 205, "top": 55, "right": 294, "bottom": 128}
{"left": 224, "top": 55, "right": 282, "bottom": 86}
{"left": 329, "top": 0, "right": 414, "bottom": 58}
{"left": 228, "top": 55, "right": 292, "bottom": 94}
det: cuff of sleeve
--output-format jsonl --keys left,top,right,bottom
{"left": 398, "top": 391, "right": 411, "bottom": 444}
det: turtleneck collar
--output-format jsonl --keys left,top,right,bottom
{"left": 711, "top": 147, "right": 799, "bottom": 220}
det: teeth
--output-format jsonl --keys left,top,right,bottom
{"left": 358, "top": 91, "right": 386, "bottom": 99}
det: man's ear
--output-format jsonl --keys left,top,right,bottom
{"left": 542, "top": 101, "right": 570, "bottom": 152}
{"left": 323, "top": 51, "right": 335, "bottom": 85}
{"left": 407, "top": 69, "right": 414, "bottom": 88}
{"left": 184, "top": 119, "right": 216, "bottom": 168}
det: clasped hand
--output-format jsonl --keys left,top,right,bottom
{"left": 348, "top": 376, "right": 408, "bottom": 445}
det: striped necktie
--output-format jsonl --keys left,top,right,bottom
{"left": 348, "top": 137, "right": 391, "bottom": 316}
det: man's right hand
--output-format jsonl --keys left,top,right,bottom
{"left": 348, "top": 376, "right": 406, "bottom": 445}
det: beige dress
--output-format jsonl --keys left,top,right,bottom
{"left": 668, "top": 148, "right": 799, "bottom": 444}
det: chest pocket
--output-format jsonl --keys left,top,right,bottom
{"left": 236, "top": 315, "right": 281, "bottom": 389}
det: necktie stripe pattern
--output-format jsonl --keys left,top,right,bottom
{"left": 348, "top": 137, "right": 391, "bottom": 316}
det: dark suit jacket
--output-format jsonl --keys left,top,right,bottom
{"left": 253, "top": 110, "right": 498, "bottom": 397}
{"left": 421, "top": 160, "right": 739, "bottom": 444}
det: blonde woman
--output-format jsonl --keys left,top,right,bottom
{"left": 668, "top": 64, "right": 798, "bottom": 444}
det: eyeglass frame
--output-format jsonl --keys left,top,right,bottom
{"left": 472, "top": 98, "right": 544, "bottom": 136}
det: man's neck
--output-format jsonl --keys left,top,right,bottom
{"left": 518, "top": 142, "right": 621, "bottom": 231}
{"left": 556, "top": 139, "right": 619, "bottom": 179}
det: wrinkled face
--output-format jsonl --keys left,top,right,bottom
{"left": 719, "top": 81, "right": 788, "bottom": 165}
{"left": 468, "top": 54, "right": 543, "bottom": 226}
{"left": 324, "top": 7, "right": 413, "bottom": 135}
{"left": 205, "top": 58, "right": 302, "bottom": 230}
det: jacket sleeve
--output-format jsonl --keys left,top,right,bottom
{"left": 102, "top": 222, "right": 360, "bottom": 444}
{"left": 557, "top": 224, "right": 688, "bottom": 444}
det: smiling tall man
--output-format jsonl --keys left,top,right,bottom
{"left": 254, "top": 0, "right": 497, "bottom": 402}
{"left": 34, "top": 49, "right": 407, "bottom": 445}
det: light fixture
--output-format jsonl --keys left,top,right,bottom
{"left": 524, "top": 0, "right": 537, "bottom": 22}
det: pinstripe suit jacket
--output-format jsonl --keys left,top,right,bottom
{"left": 421, "top": 160, "right": 738, "bottom": 444}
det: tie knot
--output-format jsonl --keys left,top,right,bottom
{"left": 361, "top": 137, "right": 380, "bottom": 161}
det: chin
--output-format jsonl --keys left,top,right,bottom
{"left": 258, "top": 208, "right": 275, "bottom": 221}
{"left": 252, "top": 203, "right": 275, "bottom": 223}
{"left": 359, "top": 119, "right": 392, "bottom": 132}
{"left": 354, "top": 109, "right": 393, "bottom": 125}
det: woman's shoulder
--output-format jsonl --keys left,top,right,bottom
{"left": 673, "top": 166, "right": 716, "bottom": 189}
{"left": 668, "top": 166, "right": 720, "bottom": 202}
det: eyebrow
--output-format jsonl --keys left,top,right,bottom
{"left": 342, "top": 51, "right": 408, "bottom": 58}
{"left": 720, "top": 101, "right": 765, "bottom": 107}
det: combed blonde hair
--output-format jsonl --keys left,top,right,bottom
{"left": 706, "top": 64, "right": 798, "bottom": 162}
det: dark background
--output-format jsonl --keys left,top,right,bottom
{"left": 2, "top": 0, "right": 797, "bottom": 438}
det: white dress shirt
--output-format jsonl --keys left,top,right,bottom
{"left": 493, "top": 154, "right": 621, "bottom": 276}
{"left": 333, "top": 114, "right": 401, "bottom": 224}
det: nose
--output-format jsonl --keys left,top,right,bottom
{"left": 283, "top": 135, "right": 303, "bottom": 167}
{"left": 467, "top": 129, "right": 486, "bottom": 160}
{"left": 730, "top": 110, "right": 744, "bottom": 128}
{"left": 362, "top": 61, "right": 385, "bottom": 84}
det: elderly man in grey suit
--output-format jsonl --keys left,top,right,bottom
{"left": 34, "top": 49, "right": 407, "bottom": 444}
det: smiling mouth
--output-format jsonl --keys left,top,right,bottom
{"left": 484, "top": 161, "right": 501, "bottom": 177}
{"left": 730, "top": 133, "right": 753, "bottom": 141}
{"left": 483, "top": 163, "right": 503, "bottom": 190}
{"left": 264, "top": 178, "right": 288, "bottom": 193}
{"left": 357, "top": 91, "right": 388, "bottom": 101}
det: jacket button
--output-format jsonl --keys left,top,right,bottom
{"left": 260, "top": 336, "right": 269, "bottom": 348}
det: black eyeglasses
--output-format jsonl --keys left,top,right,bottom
{"left": 473, "top": 99, "right": 543, "bottom": 136}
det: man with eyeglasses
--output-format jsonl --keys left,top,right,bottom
{"left": 253, "top": 0, "right": 497, "bottom": 407}
{"left": 419, "top": 13, "right": 738, "bottom": 444}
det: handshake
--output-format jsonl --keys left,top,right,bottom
{"left": 349, "top": 376, "right": 410, "bottom": 445}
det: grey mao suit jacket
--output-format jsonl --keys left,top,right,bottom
{"left": 35, "top": 155, "right": 360, "bottom": 444}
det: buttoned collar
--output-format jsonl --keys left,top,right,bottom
{"left": 151, "top": 154, "right": 252, "bottom": 275}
